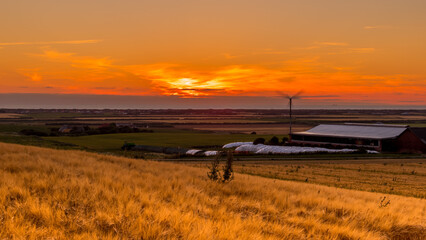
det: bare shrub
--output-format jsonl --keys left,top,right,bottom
{"left": 207, "top": 153, "right": 221, "bottom": 182}
{"left": 207, "top": 151, "right": 234, "bottom": 183}
{"left": 222, "top": 151, "right": 234, "bottom": 183}
{"left": 379, "top": 196, "right": 390, "bottom": 208}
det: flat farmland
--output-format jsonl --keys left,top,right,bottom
{"left": 0, "top": 109, "right": 425, "bottom": 157}
{"left": 44, "top": 130, "right": 274, "bottom": 152}
{"left": 186, "top": 158, "right": 426, "bottom": 198}
{"left": 2, "top": 110, "right": 425, "bottom": 137}
{"left": 175, "top": 124, "right": 310, "bottom": 134}
{"left": 0, "top": 113, "right": 23, "bottom": 119}
{"left": 137, "top": 119, "right": 269, "bottom": 124}
{"left": 0, "top": 123, "right": 274, "bottom": 154}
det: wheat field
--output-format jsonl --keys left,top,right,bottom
{"left": 187, "top": 159, "right": 426, "bottom": 198}
{"left": 0, "top": 143, "right": 425, "bottom": 239}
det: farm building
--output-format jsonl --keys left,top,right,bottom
{"left": 58, "top": 125, "right": 86, "bottom": 134}
{"left": 289, "top": 123, "right": 426, "bottom": 153}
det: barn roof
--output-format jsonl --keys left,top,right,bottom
{"left": 292, "top": 123, "right": 408, "bottom": 139}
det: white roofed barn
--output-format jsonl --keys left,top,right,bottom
{"left": 290, "top": 123, "right": 426, "bottom": 153}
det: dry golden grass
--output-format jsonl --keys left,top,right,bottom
{"left": 0, "top": 143, "right": 425, "bottom": 239}
{"left": 0, "top": 114, "right": 22, "bottom": 119}
{"left": 188, "top": 160, "right": 426, "bottom": 198}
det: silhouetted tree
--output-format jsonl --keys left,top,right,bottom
{"left": 253, "top": 138, "right": 265, "bottom": 145}
{"left": 267, "top": 136, "right": 280, "bottom": 145}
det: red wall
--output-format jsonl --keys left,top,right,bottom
{"left": 395, "top": 130, "right": 426, "bottom": 153}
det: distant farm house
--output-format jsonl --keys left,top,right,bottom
{"left": 289, "top": 123, "right": 426, "bottom": 153}
{"left": 116, "top": 123, "right": 135, "bottom": 128}
{"left": 58, "top": 125, "right": 73, "bottom": 133}
{"left": 58, "top": 125, "right": 85, "bottom": 134}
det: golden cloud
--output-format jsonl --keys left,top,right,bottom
{"left": 12, "top": 48, "right": 423, "bottom": 104}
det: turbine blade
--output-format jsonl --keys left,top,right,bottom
{"left": 275, "top": 91, "right": 289, "bottom": 99}
{"left": 291, "top": 90, "right": 304, "bottom": 99}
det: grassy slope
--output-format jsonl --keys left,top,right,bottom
{"left": 0, "top": 143, "right": 425, "bottom": 240}
{"left": 188, "top": 160, "right": 426, "bottom": 198}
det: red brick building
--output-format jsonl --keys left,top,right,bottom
{"left": 290, "top": 123, "right": 426, "bottom": 153}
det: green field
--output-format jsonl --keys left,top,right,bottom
{"left": 0, "top": 109, "right": 424, "bottom": 160}
{"left": 0, "top": 124, "right": 68, "bottom": 149}
{"left": 0, "top": 123, "right": 276, "bottom": 156}
{"left": 45, "top": 130, "right": 274, "bottom": 152}
{"left": 0, "top": 134, "right": 80, "bottom": 149}
{"left": 0, "top": 124, "right": 52, "bottom": 133}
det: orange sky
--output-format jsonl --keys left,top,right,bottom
{"left": 1, "top": 0, "right": 425, "bottom": 107}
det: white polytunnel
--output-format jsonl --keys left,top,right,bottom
{"left": 223, "top": 142, "right": 253, "bottom": 148}
{"left": 204, "top": 151, "right": 219, "bottom": 156}
{"left": 186, "top": 149, "right": 203, "bottom": 155}
{"left": 224, "top": 142, "right": 379, "bottom": 155}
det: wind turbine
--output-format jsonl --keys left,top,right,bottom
{"left": 277, "top": 91, "right": 303, "bottom": 135}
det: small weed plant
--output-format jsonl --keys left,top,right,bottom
{"left": 222, "top": 150, "right": 234, "bottom": 183}
{"left": 207, "top": 153, "right": 221, "bottom": 181}
{"left": 379, "top": 196, "right": 391, "bottom": 208}
{"left": 207, "top": 150, "right": 234, "bottom": 183}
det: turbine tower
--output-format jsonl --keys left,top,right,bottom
{"left": 278, "top": 91, "right": 303, "bottom": 135}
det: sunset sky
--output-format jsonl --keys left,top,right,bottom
{"left": 1, "top": 0, "right": 425, "bottom": 108}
